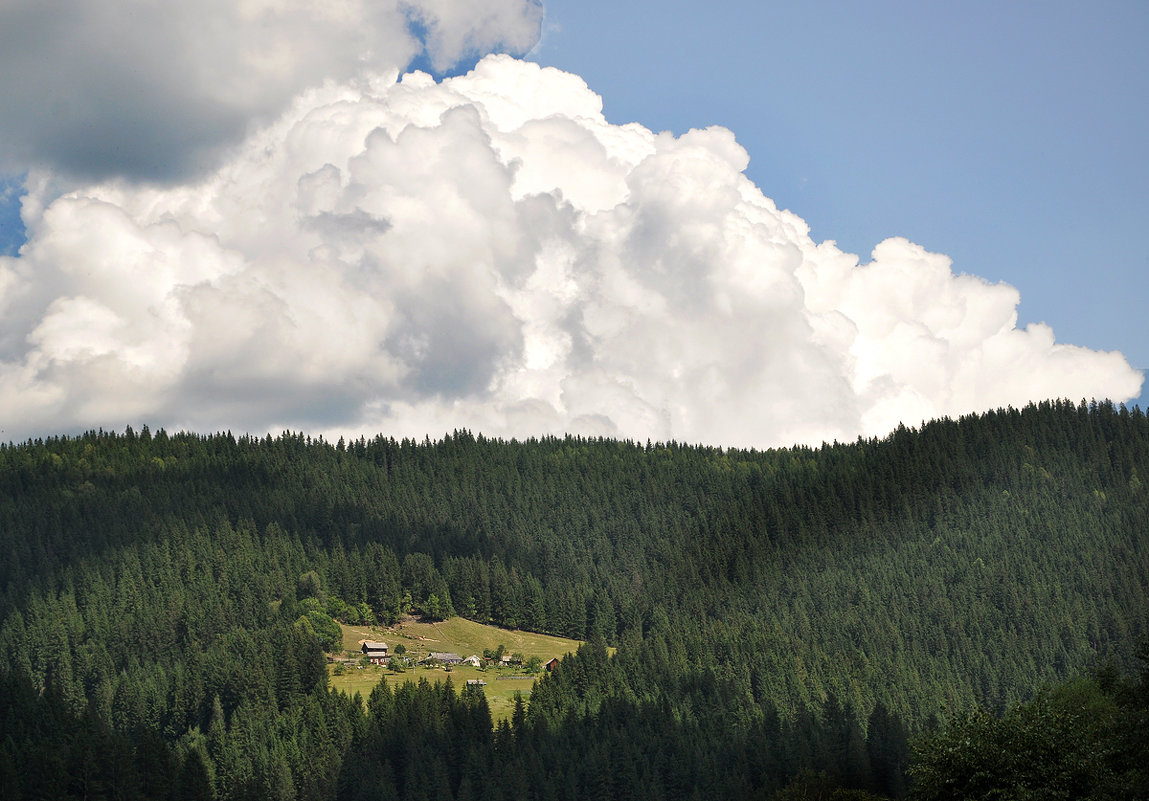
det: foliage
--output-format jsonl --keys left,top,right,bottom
{"left": 909, "top": 661, "right": 1149, "bottom": 800}
{"left": 0, "top": 401, "right": 1145, "bottom": 798}
{"left": 296, "top": 609, "right": 343, "bottom": 652}
{"left": 773, "top": 771, "right": 892, "bottom": 800}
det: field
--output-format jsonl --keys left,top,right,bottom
{"left": 329, "top": 616, "right": 585, "bottom": 721}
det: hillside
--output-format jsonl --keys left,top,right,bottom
{"left": 0, "top": 399, "right": 1146, "bottom": 799}
{"left": 332, "top": 617, "right": 583, "bottom": 721}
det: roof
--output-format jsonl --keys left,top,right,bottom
{"left": 362, "top": 641, "right": 388, "bottom": 651}
{"left": 427, "top": 652, "right": 462, "bottom": 662}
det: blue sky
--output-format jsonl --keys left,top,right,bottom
{"left": 0, "top": 0, "right": 1142, "bottom": 446}
{"left": 530, "top": 0, "right": 1149, "bottom": 407}
{"left": 0, "top": 175, "right": 23, "bottom": 257}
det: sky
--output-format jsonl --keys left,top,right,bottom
{"left": 0, "top": 0, "right": 1143, "bottom": 449}
{"left": 531, "top": 1, "right": 1149, "bottom": 393}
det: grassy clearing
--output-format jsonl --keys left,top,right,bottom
{"left": 330, "top": 617, "right": 583, "bottom": 721}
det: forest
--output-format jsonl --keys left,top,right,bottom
{"left": 0, "top": 398, "right": 1146, "bottom": 799}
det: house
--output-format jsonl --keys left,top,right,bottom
{"left": 463, "top": 655, "right": 482, "bottom": 667}
{"left": 361, "top": 641, "right": 389, "bottom": 664}
{"left": 544, "top": 657, "right": 560, "bottom": 672}
{"left": 465, "top": 679, "right": 487, "bottom": 686}
{"left": 423, "top": 652, "right": 463, "bottom": 665}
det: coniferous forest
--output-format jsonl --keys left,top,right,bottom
{"left": 0, "top": 399, "right": 1147, "bottom": 799}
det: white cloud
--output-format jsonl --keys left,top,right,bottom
{"left": 409, "top": 0, "right": 545, "bottom": 73}
{"left": 0, "top": 0, "right": 543, "bottom": 181}
{"left": 0, "top": 55, "right": 1140, "bottom": 447}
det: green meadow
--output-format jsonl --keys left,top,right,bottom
{"left": 330, "top": 617, "right": 584, "bottom": 721}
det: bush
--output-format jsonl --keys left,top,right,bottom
{"left": 295, "top": 610, "right": 342, "bottom": 652}
{"left": 910, "top": 678, "right": 1124, "bottom": 800}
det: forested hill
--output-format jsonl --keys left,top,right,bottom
{"left": 1, "top": 399, "right": 1147, "bottom": 799}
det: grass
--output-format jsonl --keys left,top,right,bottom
{"left": 329, "top": 616, "right": 584, "bottom": 722}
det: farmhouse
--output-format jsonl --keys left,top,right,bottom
{"left": 545, "top": 657, "right": 560, "bottom": 672}
{"left": 423, "top": 652, "right": 463, "bottom": 665}
{"left": 361, "top": 641, "right": 389, "bottom": 664}
{"left": 463, "top": 654, "right": 482, "bottom": 667}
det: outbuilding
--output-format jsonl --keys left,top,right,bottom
{"left": 424, "top": 652, "right": 463, "bottom": 665}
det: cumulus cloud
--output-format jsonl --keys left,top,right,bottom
{"left": 0, "top": 55, "right": 1140, "bottom": 447}
{"left": 0, "top": 0, "right": 543, "bottom": 182}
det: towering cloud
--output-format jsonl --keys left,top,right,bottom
{"left": 0, "top": 55, "right": 1139, "bottom": 447}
